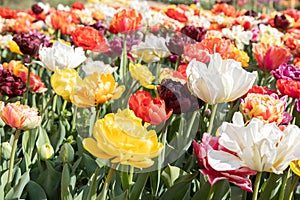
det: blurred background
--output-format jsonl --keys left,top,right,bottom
{"left": 0, "top": 0, "right": 299, "bottom": 12}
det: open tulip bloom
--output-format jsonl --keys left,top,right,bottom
{"left": 209, "top": 112, "right": 300, "bottom": 174}
{"left": 186, "top": 53, "right": 257, "bottom": 105}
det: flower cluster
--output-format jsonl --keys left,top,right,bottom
{"left": 0, "top": 1, "right": 300, "bottom": 200}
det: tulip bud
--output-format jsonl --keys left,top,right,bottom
{"left": 39, "top": 143, "right": 54, "bottom": 161}
{"left": 59, "top": 143, "right": 74, "bottom": 163}
{"left": 0, "top": 142, "right": 12, "bottom": 160}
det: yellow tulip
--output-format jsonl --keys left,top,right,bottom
{"left": 129, "top": 62, "right": 155, "bottom": 89}
{"left": 70, "top": 72, "right": 124, "bottom": 108}
{"left": 83, "top": 109, "right": 163, "bottom": 168}
{"left": 51, "top": 69, "right": 78, "bottom": 101}
{"left": 290, "top": 160, "right": 300, "bottom": 176}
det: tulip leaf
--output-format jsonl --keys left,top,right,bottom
{"left": 22, "top": 129, "right": 38, "bottom": 170}
{"left": 61, "top": 163, "right": 73, "bottom": 200}
{"left": 50, "top": 120, "right": 66, "bottom": 152}
{"left": 26, "top": 180, "right": 47, "bottom": 200}
{"left": 260, "top": 173, "right": 282, "bottom": 200}
{"left": 160, "top": 181, "right": 191, "bottom": 200}
{"left": 210, "top": 180, "right": 230, "bottom": 200}
{"left": 160, "top": 171, "right": 198, "bottom": 200}
{"left": 5, "top": 170, "right": 30, "bottom": 199}
{"left": 192, "top": 181, "right": 211, "bottom": 200}
{"left": 36, "top": 161, "right": 61, "bottom": 200}
{"left": 114, "top": 190, "right": 129, "bottom": 200}
{"left": 86, "top": 167, "right": 99, "bottom": 200}
{"left": 161, "top": 165, "right": 187, "bottom": 188}
{"left": 130, "top": 172, "right": 149, "bottom": 200}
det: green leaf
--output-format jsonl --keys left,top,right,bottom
{"left": 130, "top": 173, "right": 149, "bottom": 200}
{"left": 211, "top": 180, "right": 230, "bottom": 200}
{"left": 5, "top": 170, "right": 30, "bottom": 199}
{"left": 22, "top": 129, "right": 38, "bottom": 170}
{"left": 86, "top": 168, "right": 99, "bottom": 200}
{"left": 61, "top": 164, "right": 73, "bottom": 200}
{"left": 26, "top": 180, "right": 47, "bottom": 200}
{"left": 113, "top": 190, "right": 129, "bottom": 200}
{"left": 50, "top": 120, "right": 66, "bottom": 152}
{"left": 260, "top": 173, "right": 282, "bottom": 200}
{"left": 160, "top": 172, "right": 198, "bottom": 200}
{"left": 36, "top": 161, "right": 61, "bottom": 200}
{"left": 192, "top": 181, "right": 211, "bottom": 200}
{"left": 161, "top": 165, "right": 187, "bottom": 188}
{"left": 160, "top": 181, "right": 191, "bottom": 200}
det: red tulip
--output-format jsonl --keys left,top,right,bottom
{"left": 129, "top": 90, "right": 172, "bottom": 125}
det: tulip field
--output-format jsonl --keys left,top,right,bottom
{"left": 0, "top": 0, "right": 300, "bottom": 199}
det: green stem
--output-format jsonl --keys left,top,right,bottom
{"left": 7, "top": 129, "right": 21, "bottom": 185}
{"left": 155, "top": 61, "right": 162, "bottom": 85}
{"left": 288, "top": 175, "right": 299, "bottom": 200}
{"left": 41, "top": 93, "right": 56, "bottom": 118}
{"left": 279, "top": 168, "right": 291, "bottom": 200}
{"left": 175, "top": 55, "right": 181, "bottom": 70}
{"left": 207, "top": 184, "right": 215, "bottom": 200}
{"left": 23, "top": 63, "right": 31, "bottom": 105}
{"left": 207, "top": 104, "right": 218, "bottom": 136}
{"left": 97, "top": 164, "right": 117, "bottom": 200}
{"left": 252, "top": 172, "right": 262, "bottom": 200}
{"left": 120, "top": 35, "right": 127, "bottom": 81}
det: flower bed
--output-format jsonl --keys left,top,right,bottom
{"left": 0, "top": 1, "right": 300, "bottom": 199}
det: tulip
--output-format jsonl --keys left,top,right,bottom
{"left": 272, "top": 63, "right": 300, "bottom": 81}
{"left": 180, "top": 25, "right": 207, "bottom": 42}
{"left": 81, "top": 58, "right": 116, "bottom": 76}
{"left": 0, "top": 67, "right": 26, "bottom": 98}
{"left": 12, "top": 31, "right": 46, "bottom": 57}
{"left": 70, "top": 72, "right": 124, "bottom": 108}
{"left": 82, "top": 109, "right": 163, "bottom": 168}
{"left": 274, "top": 14, "right": 290, "bottom": 30}
{"left": 109, "top": 9, "right": 143, "bottom": 34}
{"left": 276, "top": 79, "right": 300, "bottom": 98}
{"left": 186, "top": 53, "right": 257, "bottom": 105}
{"left": 38, "top": 40, "right": 86, "bottom": 71}
{"left": 0, "top": 101, "right": 41, "bottom": 130}
{"left": 129, "top": 63, "right": 155, "bottom": 89}
{"left": 157, "top": 78, "right": 203, "bottom": 114}
{"left": 71, "top": 26, "right": 109, "bottom": 53}
{"left": 50, "top": 69, "right": 78, "bottom": 101}
{"left": 129, "top": 90, "right": 172, "bottom": 125}
{"left": 210, "top": 112, "right": 300, "bottom": 174}
{"left": 253, "top": 43, "right": 291, "bottom": 71}
{"left": 193, "top": 134, "right": 256, "bottom": 192}
{"left": 240, "top": 93, "right": 289, "bottom": 124}
{"left": 131, "top": 34, "right": 170, "bottom": 63}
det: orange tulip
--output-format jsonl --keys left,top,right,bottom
{"left": 253, "top": 43, "right": 291, "bottom": 71}
{"left": 71, "top": 26, "right": 108, "bottom": 52}
{"left": 109, "top": 9, "right": 143, "bottom": 34}
{"left": 0, "top": 101, "right": 41, "bottom": 130}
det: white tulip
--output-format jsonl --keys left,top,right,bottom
{"left": 186, "top": 53, "right": 257, "bottom": 104}
{"left": 131, "top": 33, "right": 170, "bottom": 63}
{"left": 209, "top": 112, "right": 300, "bottom": 174}
{"left": 81, "top": 58, "right": 117, "bottom": 76}
{"left": 38, "top": 40, "right": 86, "bottom": 71}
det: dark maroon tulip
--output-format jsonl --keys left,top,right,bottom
{"left": 157, "top": 78, "right": 203, "bottom": 114}
{"left": 0, "top": 67, "right": 26, "bottom": 98}
{"left": 31, "top": 4, "right": 43, "bottom": 15}
{"left": 180, "top": 25, "right": 207, "bottom": 42}
{"left": 274, "top": 14, "right": 290, "bottom": 30}
{"left": 166, "top": 33, "right": 195, "bottom": 55}
{"left": 13, "top": 32, "right": 46, "bottom": 57}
